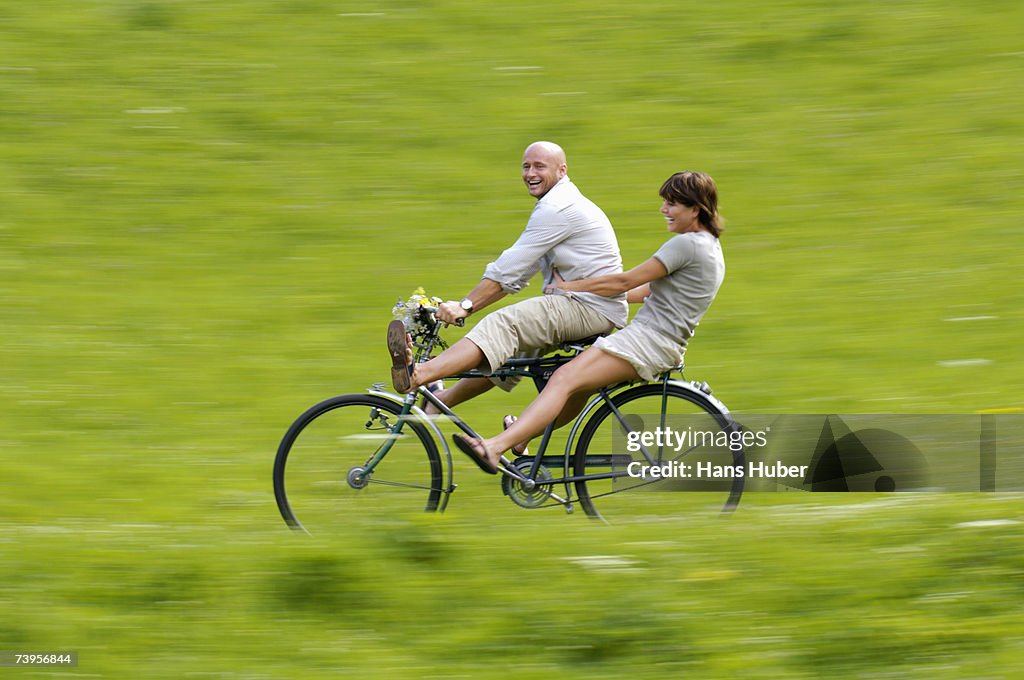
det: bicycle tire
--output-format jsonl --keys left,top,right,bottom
{"left": 572, "top": 383, "right": 744, "bottom": 520}
{"left": 274, "top": 394, "right": 444, "bottom": 533}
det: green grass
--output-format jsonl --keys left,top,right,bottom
{"left": 2, "top": 1, "right": 1023, "bottom": 676}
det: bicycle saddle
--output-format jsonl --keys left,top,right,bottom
{"left": 561, "top": 333, "right": 608, "bottom": 351}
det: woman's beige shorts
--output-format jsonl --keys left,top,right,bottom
{"left": 592, "top": 322, "right": 684, "bottom": 382}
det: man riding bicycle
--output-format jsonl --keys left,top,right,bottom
{"left": 387, "top": 141, "right": 628, "bottom": 423}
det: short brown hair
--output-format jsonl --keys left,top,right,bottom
{"left": 659, "top": 171, "right": 724, "bottom": 238}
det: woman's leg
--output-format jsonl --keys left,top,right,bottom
{"left": 502, "top": 388, "right": 594, "bottom": 455}
{"left": 476, "top": 348, "right": 639, "bottom": 461}
{"left": 553, "top": 391, "right": 595, "bottom": 429}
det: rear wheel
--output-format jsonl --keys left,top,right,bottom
{"left": 572, "top": 383, "right": 744, "bottom": 520}
{"left": 274, "top": 394, "right": 444, "bottom": 533}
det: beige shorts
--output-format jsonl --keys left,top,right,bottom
{"left": 592, "top": 323, "right": 684, "bottom": 382}
{"left": 465, "top": 295, "right": 615, "bottom": 392}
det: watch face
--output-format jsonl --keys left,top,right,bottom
{"left": 460, "top": 299, "right": 473, "bottom": 311}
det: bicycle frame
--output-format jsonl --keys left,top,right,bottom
{"left": 339, "top": 304, "right": 742, "bottom": 515}
{"left": 363, "top": 353, "right": 735, "bottom": 514}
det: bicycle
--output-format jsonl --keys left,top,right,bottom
{"left": 274, "top": 304, "right": 745, "bottom": 533}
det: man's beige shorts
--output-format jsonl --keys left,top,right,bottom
{"left": 464, "top": 295, "right": 614, "bottom": 392}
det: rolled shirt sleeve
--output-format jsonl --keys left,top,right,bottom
{"left": 483, "top": 203, "right": 567, "bottom": 293}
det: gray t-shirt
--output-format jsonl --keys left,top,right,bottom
{"left": 632, "top": 231, "right": 725, "bottom": 346}
{"left": 482, "top": 177, "right": 629, "bottom": 328}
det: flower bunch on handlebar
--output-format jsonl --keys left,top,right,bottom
{"left": 392, "top": 287, "right": 447, "bottom": 352}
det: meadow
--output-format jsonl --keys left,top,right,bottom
{"left": 2, "top": 1, "right": 1023, "bottom": 676}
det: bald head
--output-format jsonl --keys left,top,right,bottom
{"left": 524, "top": 141, "right": 566, "bottom": 165}
{"left": 522, "top": 141, "right": 568, "bottom": 199}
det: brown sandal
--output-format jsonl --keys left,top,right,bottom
{"left": 387, "top": 320, "right": 413, "bottom": 393}
{"left": 452, "top": 433, "right": 497, "bottom": 475}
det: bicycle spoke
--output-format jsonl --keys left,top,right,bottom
{"left": 583, "top": 474, "right": 674, "bottom": 500}
{"left": 274, "top": 395, "right": 444, "bottom": 533}
{"left": 573, "top": 383, "right": 743, "bottom": 519}
{"left": 366, "top": 478, "right": 442, "bottom": 492}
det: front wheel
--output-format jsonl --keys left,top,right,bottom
{"left": 572, "top": 383, "right": 744, "bottom": 520}
{"left": 274, "top": 394, "right": 444, "bottom": 533}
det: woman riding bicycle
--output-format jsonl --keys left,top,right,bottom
{"left": 454, "top": 171, "right": 727, "bottom": 474}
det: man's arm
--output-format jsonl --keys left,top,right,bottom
{"left": 437, "top": 204, "right": 568, "bottom": 324}
{"left": 436, "top": 278, "right": 507, "bottom": 324}
{"left": 482, "top": 203, "right": 568, "bottom": 294}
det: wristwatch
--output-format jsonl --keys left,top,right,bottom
{"left": 459, "top": 298, "right": 474, "bottom": 313}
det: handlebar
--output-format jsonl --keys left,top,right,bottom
{"left": 420, "top": 305, "right": 465, "bottom": 327}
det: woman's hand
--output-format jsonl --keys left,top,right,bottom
{"left": 544, "top": 267, "right": 570, "bottom": 295}
{"left": 545, "top": 258, "right": 668, "bottom": 299}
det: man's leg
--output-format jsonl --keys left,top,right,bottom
{"left": 394, "top": 299, "right": 532, "bottom": 394}
{"left": 457, "top": 348, "right": 640, "bottom": 469}
{"left": 394, "top": 295, "right": 609, "bottom": 395}
{"left": 403, "top": 338, "right": 486, "bottom": 393}
{"left": 422, "top": 376, "right": 494, "bottom": 414}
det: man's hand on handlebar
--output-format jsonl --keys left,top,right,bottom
{"left": 436, "top": 301, "right": 469, "bottom": 326}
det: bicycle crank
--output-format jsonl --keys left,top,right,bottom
{"left": 501, "top": 459, "right": 554, "bottom": 509}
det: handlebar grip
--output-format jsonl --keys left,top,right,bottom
{"left": 422, "top": 305, "right": 465, "bottom": 327}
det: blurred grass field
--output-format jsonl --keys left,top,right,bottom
{"left": 2, "top": 1, "right": 1023, "bottom": 677}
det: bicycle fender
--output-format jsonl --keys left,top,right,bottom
{"left": 665, "top": 379, "right": 732, "bottom": 415}
{"left": 367, "top": 389, "right": 454, "bottom": 489}
{"left": 561, "top": 380, "right": 733, "bottom": 461}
